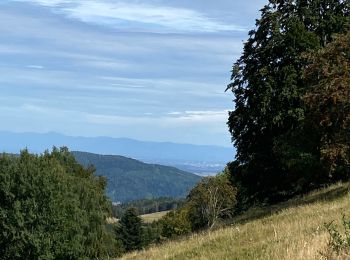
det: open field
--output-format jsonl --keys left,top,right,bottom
{"left": 122, "top": 182, "right": 350, "bottom": 260}
{"left": 141, "top": 211, "right": 170, "bottom": 223}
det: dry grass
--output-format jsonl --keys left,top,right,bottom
{"left": 141, "top": 211, "right": 170, "bottom": 223}
{"left": 122, "top": 182, "right": 350, "bottom": 260}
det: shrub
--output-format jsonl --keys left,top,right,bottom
{"left": 0, "top": 148, "right": 120, "bottom": 259}
{"left": 324, "top": 214, "right": 350, "bottom": 258}
{"left": 160, "top": 208, "right": 192, "bottom": 238}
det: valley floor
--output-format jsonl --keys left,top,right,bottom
{"left": 122, "top": 182, "right": 350, "bottom": 259}
{"left": 141, "top": 211, "right": 170, "bottom": 223}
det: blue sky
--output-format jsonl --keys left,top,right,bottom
{"left": 0, "top": 0, "right": 265, "bottom": 147}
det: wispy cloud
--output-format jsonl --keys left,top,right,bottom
{"left": 11, "top": 0, "right": 71, "bottom": 7}
{"left": 170, "top": 110, "right": 228, "bottom": 123}
{"left": 12, "top": 0, "right": 246, "bottom": 33}
{"left": 26, "top": 65, "right": 44, "bottom": 69}
{"left": 0, "top": 0, "right": 250, "bottom": 146}
{"left": 86, "top": 110, "right": 228, "bottom": 126}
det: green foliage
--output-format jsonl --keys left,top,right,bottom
{"left": 157, "top": 173, "right": 237, "bottom": 239}
{"left": 112, "top": 197, "right": 185, "bottom": 218}
{"left": 226, "top": 0, "right": 350, "bottom": 206}
{"left": 0, "top": 148, "right": 120, "bottom": 259}
{"left": 304, "top": 31, "right": 350, "bottom": 179}
{"left": 73, "top": 151, "right": 201, "bottom": 203}
{"left": 187, "top": 173, "right": 237, "bottom": 229}
{"left": 117, "top": 208, "right": 144, "bottom": 252}
{"left": 141, "top": 222, "right": 163, "bottom": 247}
{"left": 160, "top": 208, "right": 192, "bottom": 238}
{"left": 114, "top": 209, "right": 163, "bottom": 253}
{"left": 324, "top": 214, "right": 350, "bottom": 257}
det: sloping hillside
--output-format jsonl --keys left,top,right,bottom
{"left": 123, "top": 182, "right": 350, "bottom": 259}
{"left": 73, "top": 151, "right": 201, "bottom": 203}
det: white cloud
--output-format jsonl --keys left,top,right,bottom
{"left": 174, "top": 110, "right": 228, "bottom": 123}
{"left": 167, "top": 112, "right": 181, "bottom": 115}
{"left": 86, "top": 110, "right": 228, "bottom": 126}
{"left": 13, "top": 0, "right": 71, "bottom": 7}
{"left": 12, "top": 0, "right": 245, "bottom": 32}
{"left": 26, "top": 65, "right": 44, "bottom": 69}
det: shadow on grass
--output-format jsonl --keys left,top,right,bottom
{"left": 232, "top": 182, "right": 350, "bottom": 225}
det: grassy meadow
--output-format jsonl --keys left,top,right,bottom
{"left": 141, "top": 211, "right": 170, "bottom": 223}
{"left": 122, "top": 182, "right": 350, "bottom": 259}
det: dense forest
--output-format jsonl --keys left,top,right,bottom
{"left": 1, "top": 0, "right": 350, "bottom": 259}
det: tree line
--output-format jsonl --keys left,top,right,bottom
{"left": 112, "top": 197, "right": 185, "bottom": 218}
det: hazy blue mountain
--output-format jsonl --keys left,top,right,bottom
{"left": 72, "top": 151, "right": 202, "bottom": 203}
{"left": 0, "top": 131, "right": 234, "bottom": 175}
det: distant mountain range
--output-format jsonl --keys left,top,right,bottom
{"left": 0, "top": 131, "right": 234, "bottom": 175}
{"left": 72, "top": 151, "right": 201, "bottom": 203}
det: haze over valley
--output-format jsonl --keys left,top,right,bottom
{"left": 0, "top": 131, "right": 233, "bottom": 175}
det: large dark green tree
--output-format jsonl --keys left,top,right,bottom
{"left": 117, "top": 207, "right": 143, "bottom": 252}
{"left": 227, "top": 0, "right": 350, "bottom": 205}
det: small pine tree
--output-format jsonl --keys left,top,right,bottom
{"left": 117, "top": 207, "right": 143, "bottom": 251}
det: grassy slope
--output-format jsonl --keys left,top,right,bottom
{"left": 141, "top": 211, "right": 170, "bottom": 223}
{"left": 122, "top": 182, "right": 350, "bottom": 260}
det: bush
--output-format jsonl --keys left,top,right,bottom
{"left": 324, "top": 214, "right": 350, "bottom": 258}
{"left": 160, "top": 208, "right": 192, "bottom": 238}
{"left": 0, "top": 148, "right": 120, "bottom": 259}
{"left": 141, "top": 222, "right": 162, "bottom": 247}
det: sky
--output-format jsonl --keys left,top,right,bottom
{"left": 0, "top": 0, "right": 265, "bottom": 147}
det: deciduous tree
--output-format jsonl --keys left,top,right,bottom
{"left": 187, "top": 174, "right": 237, "bottom": 229}
{"left": 304, "top": 31, "right": 350, "bottom": 178}
{"left": 227, "top": 0, "right": 350, "bottom": 204}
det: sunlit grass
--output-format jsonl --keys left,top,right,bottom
{"left": 141, "top": 211, "right": 170, "bottom": 223}
{"left": 122, "top": 182, "right": 350, "bottom": 260}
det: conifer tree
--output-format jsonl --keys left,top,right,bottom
{"left": 117, "top": 207, "right": 143, "bottom": 251}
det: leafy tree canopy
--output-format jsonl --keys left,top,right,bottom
{"left": 187, "top": 173, "right": 237, "bottom": 229}
{"left": 0, "top": 148, "right": 120, "bottom": 259}
{"left": 227, "top": 0, "right": 350, "bottom": 205}
{"left": 304, "top": 31, "right": 350, "bottom": 178}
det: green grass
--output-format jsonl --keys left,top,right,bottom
{"left": 122, "top": 182, "right": 350, "bottom": 260}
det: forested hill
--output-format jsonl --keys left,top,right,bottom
{"left": 72, "top": 151, "right": 202, "bottom": 203}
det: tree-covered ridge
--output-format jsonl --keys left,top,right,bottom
{"left": 0, "top": 148, "right": 121, "bottom": 259}
{"left": 72, "top": 151, "right": 202, "bottom": 203}
{"left": 227, "top": 0, "right": 350, "bottom": 206}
